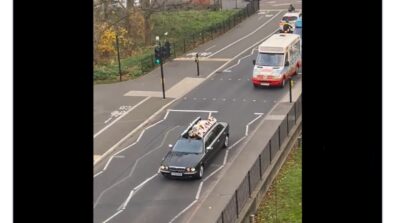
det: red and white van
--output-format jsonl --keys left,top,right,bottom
{"left": 252, "top": 33, "right": 301, "bottom": 88}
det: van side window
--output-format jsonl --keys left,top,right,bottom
{"left": 290, "top": 40, "right": 301, "bottom": 63}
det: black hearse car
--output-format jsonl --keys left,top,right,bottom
{"left": 159, "top": 116, "right": 229, "bottom": 179}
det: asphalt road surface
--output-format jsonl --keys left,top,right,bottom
{"left": 94, "top": 1, "right": 302, "bottom": 222}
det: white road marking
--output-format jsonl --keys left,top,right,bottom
{"left": 265, "top": 14, "right": 273, "bottom": 17}
{"left": 103, "top": 209, "right": 123, "bottom": 223}
{"left": 120, "top": 190, "right": 134, "bottom": 210}
{"left": 94, "top": 171, "right": 103, "bottom": 178}
{"left": 174, "top": 113, "right": 264, "bottom": 222}
{"left": 208, "top": 10, "right": 283, "bottom": 58}
{"left": 94, "top": 99, "right": 175, "bottom": 166}
{"left": 203, "top": 98, "right": 207, "bottom": 100}
{"left": 162, "top": 111, "right": 170, "bottom": 121}
{"left": 245, "top": 113, "right": 264, "bottom": 136}
{"left": 193, "top": 97, "right": 197, "bottom": 100}
{"left": 273, "top": 3, "right": 293, "bottom": 6}
{"left": 174, "top": 57, "right": 230, "bottom": 62}
{"left": 223, "top": 48, "right": 257, "bottom": 72}
{"left": 205, "top": 45, "right": 216, "bottom": 51}
{"left": 199, "top": 52, "right": 212, "bottom": 57}
{"left": 195, "top": 182, "right": 204, "bottom": 200}
{"left": 94, "top": 127, "right": 177, "bottom": 208}
{"left": 252, "top": 99, "right": 256, "bottom": 102}
{"left": 223, "top": 70, "right": 231, "bottom": 72}
{"left": 203, "top": 165, "right": 224, "bottom": 182}
{"left": 167, "top": 109, "right": 218, "bottom": 113}
{"left": 228, "top": 78, "right": 232, "bottom": 80}
{"left": 94, "top": 97, "right": 151, "bottom": 138}
{"left": 103, "top": 156, "right": 115, "bottom": 171}
{"left": 223, "top": 150, "right": 229, "bottom": 165}
{"left": 212, "top": 98, "right": 216, "bottom": 101}
{"left": 220, "top": 78, "right": 223, "bottom": 80}
{"left": 134, "top": 173, "right": 158, "bottom": 191}
{"left": 104, "top": 117, "right": 113, "bottom": 124}
{"left": 168, "top": 200, "right": 198, "bottom": 223}
{"left": 186, "top": 52, "right": 198, "bottom": 57}
{"left": 238, "top": 78, "right": 241, "bottom": 80}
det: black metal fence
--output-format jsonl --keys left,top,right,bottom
{"left": 216, "top": 95, "right": 302, "bottom": 223}
{"left": 110, "top": 0, "right": 260, "bottom": 80}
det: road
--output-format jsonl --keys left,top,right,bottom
{"left": 94, "top": 1, "right": 302, "bottom": 222}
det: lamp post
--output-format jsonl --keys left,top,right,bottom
{"left": 116, "top": 33, "right": 122, "bottom": 82}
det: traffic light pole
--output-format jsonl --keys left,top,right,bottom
{"left": 160, "top": 43, "right": 166, "bottom": 99}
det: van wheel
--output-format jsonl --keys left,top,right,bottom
{"left": 281, "top": 78, "right": 286, "bottom": 88}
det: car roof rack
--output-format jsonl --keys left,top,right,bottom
{"left": 181, "top": 116, "right": 202, "bottom": 138}
{"left": 182, "top": 116, "right": 218, "bottom": 139}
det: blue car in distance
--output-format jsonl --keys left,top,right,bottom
{"left": 293, "top": 16, "right": 302, "bottom": 38}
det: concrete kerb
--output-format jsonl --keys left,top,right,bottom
{"left": 94, "top": 29, "right": 280, "bottom": 168}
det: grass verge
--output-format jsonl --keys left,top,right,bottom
{"left": 256, "top": 146, "right": 302, "bottom": 223}
{"left": 94, "top": 9, "right": 238, "bottom": 84}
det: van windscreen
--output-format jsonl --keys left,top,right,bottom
{"left": 282, "top": 16, "right": 298, "bottom": 21}
{"left": 256, "top": 53, "right": 284, "bottom": 67}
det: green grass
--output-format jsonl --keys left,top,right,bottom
{"left": 151, "top": 10, "right": 238, "bottom": 42}
{"left": 94, "top": 9, "right": 238, "bottom": 83}
{"left": 256, "top": 147, "right": 302, "bottom": 223}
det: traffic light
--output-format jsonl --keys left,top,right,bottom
{"left": 154, "top": 47, "right": 161, "bottom": 64}
{"left": 164, "top": 41, "right": 171, "bottom": 58}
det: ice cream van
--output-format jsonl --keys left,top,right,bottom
{"left": 252, "top": 33, "right": 301, "bottom": 88}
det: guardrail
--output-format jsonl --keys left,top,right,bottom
{"left": 216, "top": 95, "right": 302, "bottom": 223}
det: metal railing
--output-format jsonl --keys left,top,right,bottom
{"left": 216, "top": 95, "right": 302, "bottom": 223}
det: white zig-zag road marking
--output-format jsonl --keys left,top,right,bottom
{"left": 206, "top": 28, "right": 279, "bottom": 80}
{"left": 168, "top": 113, "right": 264, "bottom": 223}
{"left": 245, "top": 113, "right": 264, "bottom": 136}
{"left": 102, "top": 209, "right": 123, "bottom": 223}
{"left": 94, "top": 99, "right": 175, "bottom": 166}
{"left": 102, "top": 173, "right": 159, "bottom": 222}
{"left": 223, "top": 48, "right": 257, "bottom": 72}
{"left": 207, "top": 10, "right": 283, "bottom": 58}
{"left": 94, "top": 126, "right": 178, "bottom": 208}
{"left": 119, "top": 173, "right": 159, "bottom": 210}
